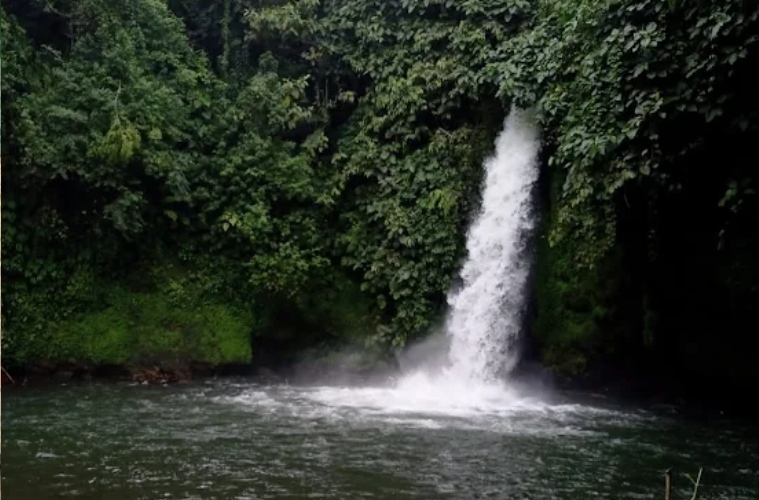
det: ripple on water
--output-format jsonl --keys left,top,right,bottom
{"left": 4, "top": 380, "right": 759, "bottom": 500}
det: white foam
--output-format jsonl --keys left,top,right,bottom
{"left": 210, "top": 382, "right": 636, "bottom": 438}
{"left": 304, "top": 371, "right": 538, "bottom": 419}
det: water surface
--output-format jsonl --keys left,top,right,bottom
{"left": 3, "top": 379, "right": 758, "bottom": 499}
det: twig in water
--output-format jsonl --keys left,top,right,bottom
{"left": 685, "top": 468, "right": 704, "bottom": 500}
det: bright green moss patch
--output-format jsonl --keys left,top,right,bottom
{"left": 52, "top": 289, "right": 252, "bottom": 366}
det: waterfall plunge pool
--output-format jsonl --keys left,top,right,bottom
{"left": 3, "top": 378, "right": 759, "bottom": 499}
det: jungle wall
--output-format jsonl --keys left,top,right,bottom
{"left": 2, "top": 0, "right": 758, "bottom": 392}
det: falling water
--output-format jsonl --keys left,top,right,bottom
{"left": 444, "top": 107, "right": 540, "bottom": 383}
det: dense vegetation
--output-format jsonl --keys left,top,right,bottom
{"left": 3, "top": 0, "right": 758, "bottom": 390}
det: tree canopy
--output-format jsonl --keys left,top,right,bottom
{"left": 3, "top": 0, "right": 758, "bottom": 388}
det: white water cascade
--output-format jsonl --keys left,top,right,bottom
{"left": 444, "top": 107, "right": 541, "bottom": 383}
{"left": 388, "top": 107, "right": 542, "bottom": 405}
{"left": 228, "top": 108, "right": 550, "bottom": 417}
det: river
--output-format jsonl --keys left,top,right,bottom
{"left": 3, "top": 378, "right": 758, "bottom": 499}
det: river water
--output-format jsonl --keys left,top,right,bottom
{"left": 3, "top": 378, "right": 758, "bottom": 499}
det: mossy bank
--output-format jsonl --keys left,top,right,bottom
{"left": 2, "top": 253, "right": 388, "bottom": 383}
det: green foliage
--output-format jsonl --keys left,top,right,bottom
{"left": 295, "top": 272, "right": 380, "bottom": 342}
{"left": 54, "top": 289, "right": 252, "bottom": 366}
{"left": 3, "top": 0, "right": 759, "bottom": 385}
{"left": 533, "top": 208, "right": 630, "bottom": 376}
{"left": 243, "top": 0, "right": 531, "bottom": 344}
{"left": 201, "top": 56, "right": 332, "bottom": 298}
{"left": 6, "top": 257, "right": 254, "bottom": 366}
{"left": 11, "top": 0, "right": 219, "bottom": 230}
{"left": 493, "top": 0, "right": 759, "bottom": 266}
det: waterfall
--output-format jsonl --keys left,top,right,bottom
{"left": 444, "top": 107, "right": 540, "bottom": 383}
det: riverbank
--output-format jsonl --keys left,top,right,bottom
{"left": 0, "top": 348, "right": 400, "bottom": 388}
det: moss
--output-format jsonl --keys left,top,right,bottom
{"left": 4, "top": 256, "right": 256, "bottom": 368}
{"left": 532, "top": 167, "right": 630, "bottom": 377}
{"left": 533, "top": 234, "right": 595, "bottom": 375}
{"left": 51, "top": 289, "right": 252, "bottom": 366}
{"left": 192, "top": 303, "right": 254, "bottom": 365}
{"left": 5, "top": 253, "right": 376, "bottom": 370}
{"left": 535, "top": 222, "right": 643, "bottom": 377}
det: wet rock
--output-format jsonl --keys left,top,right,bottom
{"left": 130, "top": 365, "right": 192, "bottom": 385}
